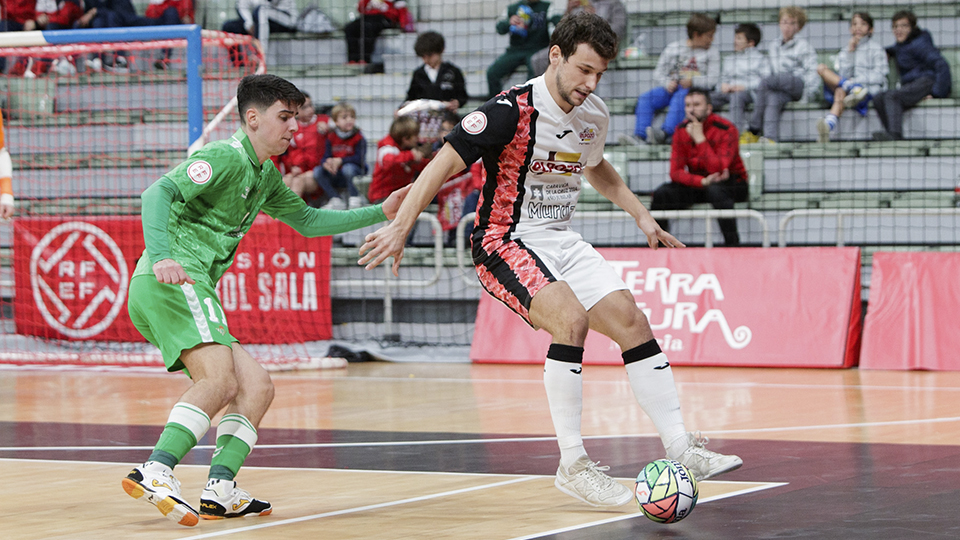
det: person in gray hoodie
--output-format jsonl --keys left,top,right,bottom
{"left": 815, "top": 12, "right": 889, "bottom": 142}
{"left": 872, "top": 10, "right": 952, "bottom": 141}
{"left": 711, "top": 23, "right": 771, "bottom": 133}
{"left": 742, "top": 6, "right": 819, "bottom": 143}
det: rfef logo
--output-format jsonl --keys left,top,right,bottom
{"left": 29, "top": 222, "right": 130, "bottom": 338}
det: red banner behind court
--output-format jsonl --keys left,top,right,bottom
{"left": 13, "top": 215, "right": 332, "bottom": 343}
{"left": 860, "top": 252, "right": 960, "bottom": 370}
{"left": 471, "top": 247, "right": 862, "bottom": 368}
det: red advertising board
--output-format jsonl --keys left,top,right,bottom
{"left": 471, "top": 247, "right": 862, "bottom": 368}
{"left": 13, "top": 215, "right": 332, "bottom": 343}
{"left": 860, "top": 252, "right": 960, "bottom": 370}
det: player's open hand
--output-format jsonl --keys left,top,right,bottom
{"left": 358, "top": 222, "right": 408, "bottom": 276}
{"left": 153, "top": 259, "right": 195, "bottom": 285}
{"left": 381, "top": 184, "right": 412, "bottom": 220}
{"left": 637, "top": 213, "right": 686, "bottom": 250}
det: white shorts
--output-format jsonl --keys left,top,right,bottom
{"left": 523, "top": 231, "right": 629, "bottom": 311}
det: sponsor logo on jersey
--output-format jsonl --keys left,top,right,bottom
{"left": 556, "top": 130, "right": 573, "bottom": 139}
{"left": 578, "top": 127, "right": 597, "bottom": 143}
{"left": 528, "top": 201, "right": 575, "bottom": 220}
{"left": 529, "top": 151, "right": 583, "bottom": 176}
{"left": 187, "top": 160, "right": 213, "bottom": 184}
{"left": 462, "top": 111, "right": 487, "bottom": 134}
{"left": 29, "top": 222, "right": 130, "bottom": 339}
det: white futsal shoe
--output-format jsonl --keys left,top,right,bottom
{"left": 122, "top": 461, "right": 199, "bottom": 526}
{"left": 676, "top": 432, "right": 743, "bottom": 481}
{"left": 555, "top": 456, "right": 634, "bottom": 507}
{"left": 200, "top": 479, "right": 273, "bottom": 519}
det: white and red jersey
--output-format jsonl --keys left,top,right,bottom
{"left": 444, "top": 75, "right": 608, "bottom": 253}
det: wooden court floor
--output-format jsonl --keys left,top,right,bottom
{"left": 4, "top": 362, "right": 960, "bottom": 539}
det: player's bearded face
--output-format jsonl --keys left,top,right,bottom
{"left": 554, "top": 43, "right": 607, "bottom": 109}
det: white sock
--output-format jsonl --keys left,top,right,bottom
{"left": 824, "top": 113, "right": 838, "bottom": 131}
{"left": 625, "top": 352, "right": 688, "bottom": 458}
{"left": 544, "top": 353, "right": 588, "bottom": 470}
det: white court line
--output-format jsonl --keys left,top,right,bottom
{"left": 4, "top": 414, "right": 960, "bottom": 453}
{"left": 174, "top": 476, "right": 537, "bottom": 540}
{"left": 504, "top": 481, "right": 788, "bottom": 540}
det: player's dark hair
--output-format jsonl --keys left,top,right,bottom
{"left": 414, "top": 31, "right": 445, "bottom": 57}
{"left": 549, "top": 11, "right": 619, "bottom": 62}
{"left": 236, "top": 74, "right": 305, "bottom": 125}
{"left": 891, "top": 10, "right": 917, "bottom": 31}
{"left": 735, "top": 23, "right": 762, "bottom": 47}
{"left": 686, "top": 87, "right": 712, "bottom": 105}
{"left": 687, "top": 13, "right": 718, "bottom": 38}
{"left": 390, "top": 115, "right": 420, "bottom": 141}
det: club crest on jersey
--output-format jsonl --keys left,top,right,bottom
{"left": 187, "top": 160, "right": 213, "bottom": 184}
{"left": 578, "top": 127, "right": 597, "bottom": 144}
{"left": 529, "top": 151, "right": 583, "bottom": 176}
{"left": 462, "top": 111, "right": 487, "bottom": 135}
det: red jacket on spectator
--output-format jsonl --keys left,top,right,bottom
{"left": 278, "top": 115, "right": 327, "bottom": 173}
{"left": 5, "top": 0, "right": 36, "bottom": 24}
{"left": 145, "top": 0, "right": 193, "bottom": 22}
{"left": 368, "top": 133, "right": 427, "bottom": 202}
{"left": 322, "top": 128, "right": 367, "bottom": 172}
{"left": 35, "top": 0, "right": 83, "bottom": 27}
{"left": 357, "top": 0, "right": 402, "bottom": 24}
{"left": 669, "top": 113, "right": 747, "bottom": 188}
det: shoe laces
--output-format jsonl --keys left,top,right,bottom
{"left": 686, "top": 432, "right": 721, "bottom": 459}
{"left": 576, "top": 461, "right": 617, "bottom": 491}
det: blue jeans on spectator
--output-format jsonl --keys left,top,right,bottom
{"left": 314, "top": 162, "right": 363, "bottom": 201}
{"left": 634, "top": 86, "right": 689, "bottom": 138}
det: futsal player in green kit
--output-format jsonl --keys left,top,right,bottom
{"left": 121, "top": 74, "right": 410, "bottom": 526}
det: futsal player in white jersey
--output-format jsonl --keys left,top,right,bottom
{"left": 360, "top": 12, "right": 742, "bottom": 507}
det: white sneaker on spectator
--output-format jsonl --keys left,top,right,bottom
{"left": 323, "top": 197, "right": 346, "bottom": 210}
{"left": 618, "top": 134, "right": 645, "bottom": 147}
{"left": 554, "top": 457, "right": 633, "bottom": 507}
{"left": 84, "top": 57, "right": 103, "bottom": 73}
{"left": 348, "top": 196, "right": 363, "bottom": 209}
{"left": 842, "top": 85, "right": 868, "bottom": 108}
{"left": 675, "top": 432, "right": 743, "bottom": 481}
{"left": 646, "top": 126, "right": 667, "bottom": 145}
{"left": 53, "top": 57, "right": 77, "bottom": 76}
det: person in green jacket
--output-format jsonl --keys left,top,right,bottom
{"left": 487, "top": 0, "right": 552, "bottom": 98}
{"left": 120, "top": 73, "right": 409, "bottom": 527}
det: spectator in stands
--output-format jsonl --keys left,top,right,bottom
{"left": 316, "top": 102, "right": 367, "bottom": 210}
{"left": 650, "top": 88, "right": 748, "bottom": 246}
{"left": 623, "top": 13, "right": 719, "bottom": 146}
{"left": 276, "top": 93, "right": 326, "bottom": 203}
{"left": 741, "top": 6, "right": 819, "bottom": 144}
{"left": 0, "top": 0, "right": 36, "bottom": 72}
{"left": 222, "top": 0, "right": 298, "bottom": 63}
{"left": 6, "top": 0, "right": 83, "bottom": 76}
{"left": 709, "top": 23, "right": 769, "bottom": 135}
{"left": 344, "top": 0, "right": 409, "bottom": 65}
{"left": 487, "top": 0, "right": 552, "bottom": 99}
{"left": 815, "top": 12, "right": 888, "bottom": 142}
{"left": 367, "top": 115, "right": 430, "bottom": 204}
{"left": 872, "top": 10, "right": 952, "bottom": 141}
{"left": 0, "top": 110, "right": 13, "bottom": 220}
{"left": 404, "top": 31, "right": 468, "bottom": 111}
{"left": 142, "top": 0, "right": 194, "bottom": 69}
{"left": 76, "top": 0, "right": 152, "bottom": 72}
{"left": 530, "top": 0, "right": 626, "bottom": 75}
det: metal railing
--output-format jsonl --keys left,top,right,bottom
{"left": 778, "top": 208, "right": 960, "bottom": 247}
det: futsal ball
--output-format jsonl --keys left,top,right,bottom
{"left": 634, "top": 459, "right": 698, "bottom": 524}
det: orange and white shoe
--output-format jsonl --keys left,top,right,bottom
{"left": 200, "top": 479, "right": 272, "bottom": 519}
{"left": 122, "top": 461, "right": 199, "bottom": 526}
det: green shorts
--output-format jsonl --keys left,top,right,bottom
{"left": 127, "top": 275, "right": 238, "bottom": 373}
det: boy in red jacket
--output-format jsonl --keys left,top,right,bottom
{"left": 367, "top": 115, "right": 429, "bottom": 203}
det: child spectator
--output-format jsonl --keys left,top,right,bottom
{"left": 487, "top": 0, "right": 551, "bottom": 99}
{"left": 367, "top": 115, "right": 429, "bottom": 204}
{"left": 710, "top": 23, "right": 770, "bottom": 134}
{"left": 815, "top": 12, "right": 888, "bottom": 142}
{"left": 872, "top": 10, "right": 952, "bottom": 141}
{"left": 742, "top": 6, "right": 819, "bottom": 144}
{"left": 625, "top": 13, "right": 719, "bottom": 146}
{"left": 13, "top": 0, "right": 83, "bottom": 76}
{"left": 344, "top": 0, "right": 410, "bottom": 65}
{"left": 316, "top": 102, "right": 367, "bottom": 210}
{"left": 276, "top": 93, "right": 328, "bottom": 202}
{"left": 405, "top": 31, "right": 468, "bottom": 111}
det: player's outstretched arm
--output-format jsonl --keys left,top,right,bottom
{"left": 583, "top": 159, "right": 685, "bottom": 249}
{"left": 359, "top": 143, "right": 466, "bottom": 275}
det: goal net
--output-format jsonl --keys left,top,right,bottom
{"left": 0, "top": 27, "right": 348, "bottom": 370}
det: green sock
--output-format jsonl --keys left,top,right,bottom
{"left": 209, "top": 414, "right": 257, "bottom": 481}
{"left": 149, "top": 402, "right": 211, "bottom": 468}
